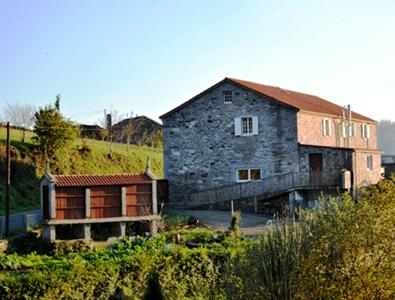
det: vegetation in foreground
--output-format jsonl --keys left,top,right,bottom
{"left": 0, "top": 176, "right": 394, "bottom": 299}
{"left": 0, "top": 126, "right": 163, "bottom": 215}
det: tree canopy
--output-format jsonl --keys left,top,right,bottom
{"left": 33, "top": 101, "right": 77, "bottom": 168}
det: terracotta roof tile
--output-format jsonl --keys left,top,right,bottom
{"left": 160, "top": 77, "right": 376, "bottom": 123}
{"left": 53, "top": 173, "right": 152, "bottom": 187}
{"left": 228, "top": 78, "right": 376, "bottom": 122}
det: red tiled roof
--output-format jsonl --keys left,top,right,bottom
{"left": 53, "top": 173, "right": 152, "bottom": 187}
{"left": 160, "top": 77, "right": 376, "bottom": 123}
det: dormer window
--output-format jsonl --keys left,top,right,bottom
{"left": 223, "top": 91, "right": 232, "bottom": 103}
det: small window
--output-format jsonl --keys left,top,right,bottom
{"left": 349, "top": 122, "right": 355, "bottom": 137}
{"left": 367, "top": 155, "right": 373, "bottom": 171}
{"left": 242, "top": 117, "right": 253, "bottom": 135}
{"left": 322, "top": 118, "right": 331, "bottom": 136}
{"left": 223, "top": 91, "right": 232, "bottom": 103}
{"left": 361, "top": 123, "right": 370, "bottom": 139}
{"left": 237, "top": 169, "right": 249, "bottom": 181}
{"left": 250, "top": 169, "right": 261, "bottom": 180}
{"left": 237, "top": 168, "right": 262, "bottom": 182}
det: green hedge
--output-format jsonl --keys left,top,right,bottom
{"left": 0, "top": 177, "right": 394, "bottom": 299}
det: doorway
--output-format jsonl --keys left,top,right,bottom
{"left": 309, "top": 153, "right": 323, "bottom": 185}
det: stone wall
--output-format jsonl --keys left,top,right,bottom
{"left": 162, "top": 81, "right": 299, "bottom": 205}
{"left": 297, "top": 112, "right": 378, "bottom": 150}
{"left": 298, "top": 145, "right": 353, "bottom": 173}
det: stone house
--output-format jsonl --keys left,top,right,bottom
{"left": 160, "top": 78, "right": 381, "bottom": 207}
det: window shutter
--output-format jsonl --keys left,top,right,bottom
{"left": 322, "top": 119, "right": 326, "bottom": 136}
{"left": 361, "top": 124, "right": 365, "bottom": 138}
{"left": 234, "top": 117, "right": 241, "bottom": 136}
{"left": 366, "top": 124, "right": 370, "bottom": 138}
{"left": 252, "top": 116, "right": 259, "bottom": 135}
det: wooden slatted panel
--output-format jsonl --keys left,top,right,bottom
{"left": 55, "top": 187, "right": 85, "bottom": 219}
{"left": 90, "top": 186, "right": 121, "bottom": 218}
{"left": 126, "top": 184, "right": 152, "bottom": 216}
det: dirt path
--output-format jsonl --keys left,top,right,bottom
{"left": 167, "top": 209, "right": 272, "bottom": 235}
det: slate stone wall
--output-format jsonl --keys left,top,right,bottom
{"left": 161, "top": 81, "right": 299, "bottom": 205}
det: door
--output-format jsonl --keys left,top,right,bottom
{"left": 309, "top": 154, "right": 323, "bottom": 185}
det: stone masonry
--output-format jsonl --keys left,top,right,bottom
{"left": 161, "top": 81, "right": 300, "bottom": 205}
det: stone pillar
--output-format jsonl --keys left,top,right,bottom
{"left": 85, "top": 188, "right": 91, "bottom": 218}
{"left": 83, "top": 224, "right": 91, "bottom": 240}
{"left": 42, "top": 225, "right": 56, "bottom": 241}
{"left": 150, "top": 220, "right": 158, "bottom": 238}
{"left": 49, "top": 184, "right": 56, "bottom": 219}
{"left": 119, "top": 222, "right": 126, "bottom": 237}
{"left": 151, "top": 180, "right": 157, "bottom": 214}
{"left": 121, "top": 187, "right": 126, "bottom": 216}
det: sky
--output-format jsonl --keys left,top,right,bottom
{"left": 0, "top": 0, "right": 394, "bottom": 125}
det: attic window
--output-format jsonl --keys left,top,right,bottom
{"left": 223, "top": 91, "right": 232, "bottom": 103}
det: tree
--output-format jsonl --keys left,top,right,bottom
{"left": 33, "top": 100, "right": 77, "bottom": 169}
{"left": 2, "top": 102, "right": 35, "bottom": 142}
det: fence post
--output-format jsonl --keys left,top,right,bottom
{"left": 231, "top": 200, "right": 234, "bottom": 216}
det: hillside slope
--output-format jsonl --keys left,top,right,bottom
{"left": 0, "top": 127, "right": 163, "bottom": 215}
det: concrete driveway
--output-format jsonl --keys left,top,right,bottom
{"left": 167, "top": 208, "right": 272, "bottom": 235}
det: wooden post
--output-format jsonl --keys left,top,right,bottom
{"left": 5, "top": 122, "right": 11, "bottom": 237}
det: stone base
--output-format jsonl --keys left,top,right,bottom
{"left": 42, "top": 225, "right": 56, "bottom": 241}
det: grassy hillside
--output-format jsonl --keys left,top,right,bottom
{"left": 0, "top": 127, "right": 163, "bottom": 215}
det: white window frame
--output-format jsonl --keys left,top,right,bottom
{"left": 242, "top": 117, "right": 253, "bottom": 135}
{"left": 349, "top": 122, "right": 355, "bottom": 137}
{"left": 367, "top": 155, "right": 373, "bottom": 171}
{"left": 322, "top": 118, "right": 331, "bottom": 136}
{"left": 235, "top": 116, "right": 259, "bottom": 136}
{"left": 361, "top": 123, "right": 370, "bottom": 139}
{"left": 223, "top": 91, "right": 233, "bottom": 103}
{"left": 340, "top": 122, "right": 346, "bottom": 138}
{"left": 236, "top": 168, "right": 262, "bottom": 182}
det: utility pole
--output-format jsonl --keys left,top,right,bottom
{"left": 5, "top": 122, "right": 11, "bottom": 237}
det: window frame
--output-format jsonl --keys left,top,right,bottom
{"left": 322, "top": 118, "right": 331, "bottom": 136}
{"left": 241, "top": 116, "right": 254, "bottom": 136}
{"left": 236, "top": 168, "right": 262, "bottom": 182}
{"left": 367, "top": 155, "right": 373, "bottom": 171}
{"left": 361, "top": 123, "right": 369, "bottom": 139}
{"left": 223, "top": 91, "right": 233, "bottom": 104}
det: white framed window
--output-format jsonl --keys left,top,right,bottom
{"left": 236, "top": 168, "right": 262, "bottom": 182}
{"left": 361, "top": 123, "right": 370, "bottom": 139}
{"left": 223, "top": 91, "right": 233, "bottom": 103}
{"left": 349, "top": 122, "right": 355, "bottom": 137}
{"left": 322, "top": 118, "right": 331, "bottom": 136}
{"left": 235, "top": 116, "right": 258, "bottom": 136}
{"left": 367, "top": 155, "right": 373, "bottom": 171}
{"left": 340, "top": 122, "right": 346, "bottom": 138}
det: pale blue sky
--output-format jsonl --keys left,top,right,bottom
{"left": 1, "top": 0, "right": 394, "bottom": 124}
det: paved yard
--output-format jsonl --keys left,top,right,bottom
{"left": 167, "top": 208, "right": 272, "bottom": 235}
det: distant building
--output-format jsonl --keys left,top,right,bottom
{"left": 160, "top": 78, "right": 382, "bottom": 208}
{"left": 382, "top": 155, "right": 395, "bottom": 177}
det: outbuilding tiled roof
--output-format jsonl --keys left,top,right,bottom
{"left": 160, "top": 77, "right": 376, "bottom": 123}
{"left": 53, "top": 173, "right": 152, "bottom": 187}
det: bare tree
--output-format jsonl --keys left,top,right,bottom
{"left": 3, "top": 102, "right": 35, "bottom": 142}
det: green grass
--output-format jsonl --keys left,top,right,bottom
{"left": 0, "top": 127, "right": 163, "bottom": 215}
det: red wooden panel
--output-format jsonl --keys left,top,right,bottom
{"left": 126, "top": 204, "right": 152, "bottom": 217}
{"left": 90, "top": 186, "right": 121, "bottom": 219}
{"left": 55, "top": 187, "right": 85, "bottom": 219}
